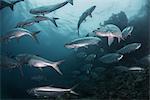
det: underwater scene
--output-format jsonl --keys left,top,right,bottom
{"left": 0, "top": 0, "right": 150, "bottom": 99}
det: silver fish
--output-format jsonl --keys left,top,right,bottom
{"left": 117, "top": 43, "right": 141, "bottom": 54}
{"left": 30, "top": 0, "right": 73, "bottom": 16}
{"left": 77, "top": 5, "right": 96, "bottom": 36}
{"left": 85, "top": 54, "right": 96, "bottom": 62}
{"left": 16, "top": 16, "right": 59, "bottom": 28}
{"left": 99, "top": 53, "right": 123, "bottom": 64}
{"left": 0, "top": 55, "right": 21, "bottom": 69}
{"left": 122, "top": 26, "right": 134, "bottom": 39}
{"left": 15, "top": 54, "right": 64, "bottom": 75}
{"left": 128, "top": 67, "right": 144, "bottom": 71}
{"left": 27, "top": 85, "right": 78, "bottom": 97}
{"left": 95, "top": 24, "right": 123, "bottom": 46}
{"left": 0, "top": 0, "right": 24, "bottom": 11}
{"left": 0, "top": 28, "right": 40, "bottom": 43}
{"left": 65, "top": 37, "right": 101, "bottom": 50}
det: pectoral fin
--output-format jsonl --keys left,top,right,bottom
{"left": 108, "top": 37, "right": 114, "bottom": 46}
{"left": 89, "top": 14, "right": 92, "bottom": 18}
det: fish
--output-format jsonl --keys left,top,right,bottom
{"left": 0, "top": 28, "right": 40, "bottom": 43}
{"left": 27, "top": 85, "right": 78, "bottom": 97}
{"left": 0, "top": 0, "right": 24, "bottom": 11}
{"left": 122, "top": 26, "right": 134, "bottom": 39}
{"left": 16, "top": 18, "right": 37, "bottom": 28}
{"left": 128, "top": 67, "right": 144, "bottom": 71}
{"left": 85, "top": 54, "right": 96, "bottom": 62}
{"left": 76, "top": 52, "right": 87, "bottom": 58}
{"left": 16, "top": 16, "right": 59, "bottom": 28}
{"left": 116, "top": 43, "right": 141, "bottom": 54}
{"left": 33, "top": 16, "right": 59, "bottom": 27}
{"left": 99, "top": 53, "right": 123, "bottom": 64}
{"left": 139, "top": 54, "right": 150, "bottom": 66}
{"left": 15, "top": 54, "right": 64, "bottom": 75}
{"left": 30, "top": 0, "right": 73, "bottom": 16}
{"left": 80, "top": 64, "right": 93, "bottom": 74}
{"left": 64, "top": 37, "right": 101, "bottom": 50}
{"left": 94, "top": 24, "right": 123, "bottom": 46}
{"left": 0, "top": 55, "right": 21, "bottom": 69}
{"left": 77, "top": 5, "right": 96, "bottom": 36}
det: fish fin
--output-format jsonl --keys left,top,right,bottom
{"left": 84, "top": 45, "right": 88, "bottom": 49}
{"left": 89, "top": 14, "right": 92, "bottom": 18}
{"left": 85, "top": 33, "right": 89, "bottom": 37}
{"left": 50, "top": 17, "right": 59, "bottom": 27}
{"left": 69, "top": 84, "right": 79, "bottom": 95}
{"left": 67, "top": 0, "right": 73, "bottom": 5}
{"left": 108, "top": 37, "right": 114, "bottom": 46}
{"left": 31, "top": 31, "right": 41, "bottom": 43}
{"left": 77, "top": 29, "right": 80, "bottom": 37}
{"left": 9, "top": 4, "right": 14, "bottom": 11}
{"left": 51, "top": 60, "right": 64, "bottom": 75}
{"left": 118, "top": 37, "right": 121, "bottom": 43}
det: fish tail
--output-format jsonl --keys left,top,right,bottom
{"left": 9, "top": 4, "right": 14, "bottom": 11}
{"left": 69, "top": 84, "right": 79, "bottom": 95}
{"left": 67, "top": 0, "right": 73, "bottom": 5}
{"left": 31, "top": 31, "right": 41, "bottom": 43}
{"left": 51, "top": 60, "right": 64, "bottom": 75}
{"left": 51, "top": 17, "right": 59, "bottom": 27}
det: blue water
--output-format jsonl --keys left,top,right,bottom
{"left": 0, "top": 0, "right": 149, "bottom": 99}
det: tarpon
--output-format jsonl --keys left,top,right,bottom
{"left": 27, "top": 85, "right": 78, "bottom": 97}
{"left": 94, "top": 24, "right": 123, "bottom": 46}
{"left": 16, "top": 16, "right": 59, "bottom": 28}
{"left": 116, "top": 43, "right": 141, "bottom": 54}
{"left": 77, "top": 5, "right": 96, "bottom": 36}
{"left": 128, "top": 67, "right": 144, "bottom": 71}
{"left": 122, "top": 26, "right": 134, "bottom": 39}
{"left": 0, "top": 28, "right": 40, "bottom": 43}
{"left": 0, "top": 0, "right": 24, "bottom": 11}
{"left": 15, "top": 54, "right": 64, "bottom": 75}
{"left": 64, "top": 37, "right": 101, "bottom": 50}
{"left": 33, "top": 16, "right": 59, "bottom": 27}
{"left": 99, "top": 53, "right": 123, "bottom": 64}
{"left": 30, "top": 0, "right": 73, "bottom": 16}
{"left": 0, "top": 55, "right": 21, "bottom": 69}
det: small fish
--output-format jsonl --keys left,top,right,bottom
{"left": 27, "top": 85, "right": 78, "bottom": 97}
{"left": 76, "top": 52, "right": 87, "bottom": 58}
{"left": 0, "top": 0, "right": 24, "bottom": 11}
{"left": 0, "top": 28, "right": 40, "bottom": 43}
{"left": 94, "top": 24, "right": 123, "bottom": 46}
{"left": 139, "top": 54, "right": 150, "bottom": 66}
{"left": 99, "top": 53, "right": 123, "bottom": 64}
{"left": 80, "top": 64, "right": 93, "bottom": 74}
{"left": 85, "top": 54, "right": 96, "bottom": 62}
{"left": 16, "top": 16, "right": 59, "bottom": 28}
{"left": 30, "top": 0, "right": 73, "bottom": 16}
{"left": 64, "top": 37, "right": 101, "bottom": 50}
{"left": 116, "top": 43, "right": 141, "bottom": 54}
{"left": 128, "top": 67, "right": 144, "bottom": 71}
{"left": 77, "top": 5, "right": 96, "bottom": 36}
{"left": 122, "top": 26, "right": 134, "bottom": 39}
{"left": 15, "top": 54, "right": 64, "bottom": 75}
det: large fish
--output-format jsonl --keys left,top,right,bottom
{"left": 116, "top": 43, "right": 141, "bottom": 54}
{"left": 0, "top": 0, "right": 24, "bottom": 11}
{"left": 15, "top": 54, "right": 64, "bottom": 75}
{"left": 27, "top": 85, "right": 78, "bottom": 98}
{"left": 99, "top": 53, "right": 123, "bottom": 64}
{"left": 122, "top": 26, "right": 134, "bottom": 39}
{"left": 77, "top": 5, "right": 96, "bottom": 36}
{"left": 64, "top": 37, "right": 101, "bottom": 50}
{"left": 0, "top": 55, "right": 21, "bottom": 69}
{"left": 94, "top": 24, "right": 123, "bottom": 46}
{"left": 0, "top": 28, "right": 40, "bottom": 43}
{"left": 30, "top": 0, "right": 73, "bottom": 16}
{"left": 16, "top": 16, "right": 59, "bottom": 28}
